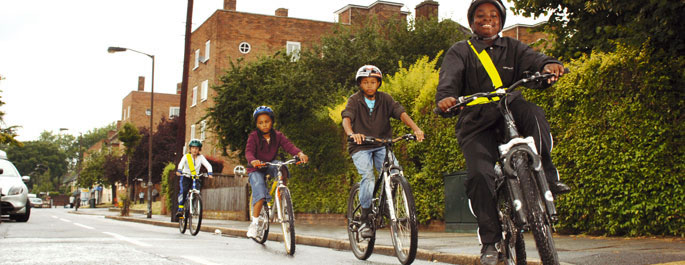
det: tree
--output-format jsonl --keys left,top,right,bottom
{"left": 129, "top": 117, "right": 180, "bottom": 184}
{"left": 0, "top": 89, "right": 21, "bottom": 147}
{"left": 7, "top": 141, "right": 67, "bottom": 192}
{"left": 510, "top": 0, "right": 685, "bottom": 60}
{"left": 117, "top": 122, "right": 141, "bottom": 214}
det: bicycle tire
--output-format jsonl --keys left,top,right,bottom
{"left": 347, "top": 183, "right": 375, "bottom": 260}
{"left": 179, "top": 202, "right": 188, "bottom": 234}
{"left": 499, "top": 185, "right": 527, "bottom": 265}
{"left": 252, "top": 203, "right": 270, "bottom": 244}
{"left": 279, "top": 187, "right": 296, "bottom": 255}
{"left": 516, "top": 154, "right": 559, "bottom": 265}
{"left": 388, "top": 175, "right": 418, "bottom": 265}
{"left": 189, "top": 194, "right": 203, "bottom": 236}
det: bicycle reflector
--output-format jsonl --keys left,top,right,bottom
{"left": 233, "top": 165, "right": 246, "bottom": 177}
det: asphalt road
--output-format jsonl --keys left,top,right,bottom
{"left": 0, "top": 208, "right": 449, "bottom": 265}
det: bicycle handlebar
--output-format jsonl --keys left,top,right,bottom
{"left": 255, "top": 156, "right": 303, "bottom": 169}
{"left": 348, "top": 133, "right": 417, "bottom": 145}
{"left": 180, "top": 172, "right": 209, "bottom": 178}
{"left": 434, "top": 69, "right": 570, "bottom": 116}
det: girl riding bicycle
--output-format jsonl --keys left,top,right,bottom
{"left": 341, "top": 65, "right": 424, "bottom": 238}
{"left": 435, "top": 1, "right": 569, "bottom": 264}
{"left": 176, "top": 139, "right": 213, "bottom": 218}
{"left": 245, "top": 106, "right": 309, "bottom": 239}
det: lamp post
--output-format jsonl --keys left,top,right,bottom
{"left": 108, "top": 46, "right": 155, "bottom": 218}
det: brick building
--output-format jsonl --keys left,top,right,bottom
{"left": 185, "top": 0, "right": 439, "bottom": 173}
{"left": 120, "top": 76, "right": 181, "bottom": 131}
{"left": 502, "top": 22, "right": 550, "bottom": 50}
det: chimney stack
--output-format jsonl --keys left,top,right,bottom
{"left": 275, "top": 8, "right": 288, "bottom": 17}
{"left": 224, "top": 0, "right": 236, "bottom": 11}
{"left": 138, "top": 76, "right": 145, "bottom": 91}
{"left": 415, "top": 0, "right": 439, "bottom": 20}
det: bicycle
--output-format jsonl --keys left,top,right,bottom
{"left": 435, "top": 70, "right": 569, "bottom": 265}
{"left": 237, "top": 157, "right": 303, "bottom": 255}
{"left": 346, "top": 134, "right": 418, "bottom": 265}
{"left": 178, "top": 172, "right": 208, "bottom": 236}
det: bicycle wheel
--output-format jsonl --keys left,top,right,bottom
{"left": 499, "top": 190, "right": 527, "bottom": 265}
{"left": 516, "top": 154, "right": 559, "bottom": 265}
{"left": 347, "top": 183, "right": 375, "bottom": 260}
{"left": 189, "top": 193, "right": 203, "bottom": 236}
{"left": 388, "top": 175, "right": 418, "bottom": 265}
{"left": 252, "top": 203, "right": 270, "bottom": 244}
{"left": 279, "top": 187, "right": 296, "bottom": 255}
{"left": 178, "top": 202, "right": 188, "bottom": 234}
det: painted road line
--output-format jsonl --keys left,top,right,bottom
{"left": 102, "top": 232, "right": 152, "bottom": 247}
{"left": 181, "top": 256, "right": 221, "bottom": 265}
{"left": 51, "top": 216, "right": 58, "bottom": 219}
{"left": 60, "top": 218, "right": 71, "bottom": 223}
{"left": 73, "top": 223, "right": 94, "bottom": 230}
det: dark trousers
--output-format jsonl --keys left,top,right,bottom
{"left": 178, "top": 177, "right": 201, "bottom": 208}
{"left": 461, "top": 99, "right": 558, "bottom": 244}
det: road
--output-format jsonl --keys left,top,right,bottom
{"left": 0, "top": 208, "right": 448, "bottom": 265}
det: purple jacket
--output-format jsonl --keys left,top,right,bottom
{"left": 245, "top": 129, "right": 302, "bottom": 173}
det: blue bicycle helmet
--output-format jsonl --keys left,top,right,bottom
{"left": 253, "top": 106, "right": 275, "bottom": 122}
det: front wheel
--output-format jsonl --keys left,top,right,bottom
{"left": 251, "top": 202, "right": 270, "bottom": 244}
{"left": 178, "top": 204, "right": 188, "bottom": 234}
{"left": 347, "top": 183, "right": 375, "bottom": 260}
{"left": 279, "top": 187, "right": 296, "bottom": 255}
{"left": 188, "top": 194, "right": 203, "bottom": 236}
{"left": 388, "top": 175, "right": 418, "bottom": 265}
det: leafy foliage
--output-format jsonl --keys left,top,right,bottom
{"left": 161, "top": 162, "right": 176, "bottom": 213}
{"left": 129, "top": 117, "right": 180, "bottom": 184}
{"left": 524, "top": 43, "right": 684, "bottom": 236}
{"left": 7, "top": 141, "right": 67, "bottom": 192}
{"left": 510, "top": 0, "right": 685, "bottom": 60}
{"left": 0, "top": 89, "right": 21, "bottom": 147}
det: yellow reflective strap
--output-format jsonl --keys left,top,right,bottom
{"left": 468, "top": 40, "right": 503, "bottom": 89}
{"left": 186, "top": 154, "right": 197, "bottom": 176}
{"left": 179, "top": 205, "right": 184, "bottom": 208}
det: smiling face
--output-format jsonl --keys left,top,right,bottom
{"left": 472, "top": 3, "right": 501, "bottom": 39}
{"left": 256, "top": 114, "right": 273, "bottom": 134}
{"left": 359, "top": 77, "right": 380, "bottom": 99}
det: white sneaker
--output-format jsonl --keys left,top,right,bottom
{"left": 246, "top": 223, "right": 258, "bottom": 238}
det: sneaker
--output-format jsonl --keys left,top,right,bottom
{"left": 176, "top": 209, "right": 184, "bottom": 218}
{"left": 360, "top": 223, "right": 375, "bottom": 239}
{"left": 480, "top": 243, "right": 498, "bottom": 265}
{"left": 550, "top": 181, "right": 571, "bottom": 195}
{"left": 246, "top": 222, "right": 258, "bottom": 238}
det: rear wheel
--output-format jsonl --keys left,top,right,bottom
{"left": 347, "top": 183, "right": 375, "bottom": 260}
{"left": 188, "top": 194, "right": 203, "bottom": 236}
{"left": 516, "top": 154, "right": 559, "bottom": 265}
{"left": 252, "top": 202, "right": 270, "bottom": 244}
{"left": 279, "top": 187, "right": 296, "bottom": 255}
{"left": 388, "top": 175, "right": 417, "bottom": 265}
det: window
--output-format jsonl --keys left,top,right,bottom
{"left": 200, "top": 120, "right": 207, "bottom": 141}
{"left": 190, "top": 124, "right": 196, "bottom": 140}
{"left": 191, "top": 86, "right": 198, "bottom": 107}
{"left": 127, "top": 106, "right": 131, "bottom": 119}
{"left": 201, "top": 80, "right": 208, "bottom": 102}
{"left": 169, "top": 107, "right": 180, "bottom": 118}
{"left": 286, "top": 41, "right": 301, "bottom": 61}
{"left": 193, "top": 49, "right": 200, "bottom": 69}
{"left": 239, "top": 42, "right": 251, "bottom": 54}
{"left": 204, "top": 40, "right": 211, "bottom": 62}
{"left": 146, "top": 109, "right": 151, "bottom": 116}
{"left": 122, "top": 108, "right": 126, "bottom": 120}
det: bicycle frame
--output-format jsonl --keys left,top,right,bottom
{"left": 265, "top": 164, "right": 288, "bottom": 223}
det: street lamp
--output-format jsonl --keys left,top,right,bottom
{"left": 108, "top": 46, "right": 155, "bottom": 219}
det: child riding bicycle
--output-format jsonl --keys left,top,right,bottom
{"left": 175, "top": 139, "right": 213, "bottom": 218}
{"left": 434, "top": 1, "right": 570, "bottom": 264}
{"left": 245, "top": 106, "right": 309, "bottom": 239}
{"left": 342, "top": 65, "right": 425, "bottom": 238}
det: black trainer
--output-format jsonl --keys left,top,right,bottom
{"left": 480, "top": 243, "right": 498, "bottom": 265}
{"left": 550, "top": 181, "right": 571, "bottom": 195}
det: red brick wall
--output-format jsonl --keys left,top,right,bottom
{"left": 121, "top": 91, "right": 180, "bottom": 131}
{"left": 502, "top": 25, "right": 551, "bottom": 51}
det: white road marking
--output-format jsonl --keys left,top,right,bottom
{"left": 102, "top": 232, "right": 151, "bottom": 247}
{"left": 181, "top": 256, "right": 221, "bottom": 265}
{"left": 59, "top": 218, "right": 71, "bottom": 223}
{"left": 73, "top": 223, "right": 94, "bottom": 230}
{"left": 51, "top": 216, "right": 58, "bottom": 219}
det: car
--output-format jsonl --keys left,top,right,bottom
{"left": 29, "top": 197, "right": 43, "bottom": 208}
{"left": 0, "top": 150, "right": 31, "bottom": 222}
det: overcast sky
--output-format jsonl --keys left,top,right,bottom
{"left": 0, "top": 0, "right": 547, "bottom": 141}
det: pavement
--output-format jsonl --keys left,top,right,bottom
{"left": 69, "top": 207, "right": 685, "bottom": 265}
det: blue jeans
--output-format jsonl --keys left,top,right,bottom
{"left": 351, "top": 147, "right": 398, "bottom": 209}
{"left": 248, "top": 161, "right": 285, "bottom": 206}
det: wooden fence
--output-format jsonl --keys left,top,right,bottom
{"left": 200, "top": 175, "right": 250, "bottom": 221}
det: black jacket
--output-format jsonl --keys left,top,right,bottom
{"left": 435, "top": 36, "right": 561, "bottom": 146}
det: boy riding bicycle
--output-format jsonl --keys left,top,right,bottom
{"left": 342, "top": 65, "right": 425, "bottom": 238}
{"left": 245, "top": 106, "right": 309, "bottom": 239}
{"left": 176, "top": 139, "right": 213, "bottom": 218}
{"left": 435, "top": 1, "right": 570, "bottom": 264}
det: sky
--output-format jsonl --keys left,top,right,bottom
{"left": 0, "top": 0, "right": 547, "bottom": 141}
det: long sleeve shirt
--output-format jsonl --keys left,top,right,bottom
{"left": 435, "top": 36, "right": 561, "bottom": 146}
{"left": 341, "top": 91, "right": 406, "bottom": 155}
{"left": 245, "top": 129, "right": 302, "bottom": 173}
{"left": 177, "top": 154, "right": 213, "bottom": 177}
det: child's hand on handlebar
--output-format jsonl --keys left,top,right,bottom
{"left": 413, "top": 129, "right": 425, "bottom": 142}
{"left": 297, "top": 152, "right": 309, "bottom": 164}
{"left": 543, "top": 63, "right": 565, "bottom": 84}
{"left": 250, "top": 160, "right": 264, "bottom": 168}
{"left": 349, "top": 133, "right": 366, "bottom": 145}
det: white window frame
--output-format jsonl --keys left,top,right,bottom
{"left": 286, "top": 41, "right": 301, "bottom": 61}
{"left": 201, "top": 80, "right": 208, "bottom": 102}
{"left": 191, "top": 86, "right": 198, "bottom": 107}
{"left": 122, "top": 108, "right": 126, "bottom": 120}
{"left": 200, "top": 120, "right": 207, "bottom": 141}
{"left": 190, "top": 124, "right": 196, "bottom": 140}
{"left": 146, "top": 109, "right": 151, "bottom": 116}
{"left": 193, "top": 49, "right": 200, "bottom": 70}
{"left": 169, "top": 107, "right": 180, "bottom": 118}
{"left": 127, "top": 106, "right": 131, "bottom": 119}
{"left": 204, "top": 40, "right": 211, "bottom": 62}
{"left": 239, "top": 42, "right": 251, "bottom": 54}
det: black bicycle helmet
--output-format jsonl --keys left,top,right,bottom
{"left": 467, "top": 0, "right": 506, "bottom": 30}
